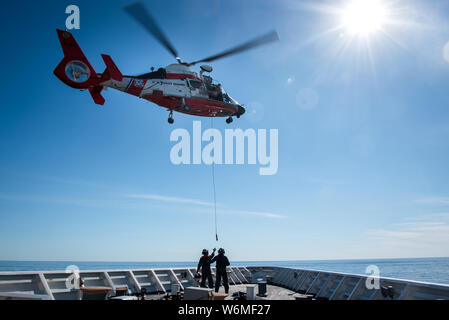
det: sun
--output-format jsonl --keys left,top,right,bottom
{"left": 341, "top": 0, "right": 388, "bottom": 36}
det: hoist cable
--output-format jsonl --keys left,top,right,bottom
{"left": 211, "top": 118, "right": 218, "bottom": 242}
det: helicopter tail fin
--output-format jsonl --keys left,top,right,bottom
{"left": 87, "top": 56, "right": 123, "bottom": 106}
{"left": 100, "top": 55, "right": 123, "bottom": 82}
{"left": 54, "top": 29, "right": 101, "bottom": 90}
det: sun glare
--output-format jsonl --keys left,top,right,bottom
{"left": 341, "top": 0, "right": 388, "bottom": 36}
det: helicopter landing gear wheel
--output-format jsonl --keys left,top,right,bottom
{"left": 168, "top": 111, "right": 174, "bottom": 124}
{"left": 226, "top": 117, "right": 233, "bottom": 124}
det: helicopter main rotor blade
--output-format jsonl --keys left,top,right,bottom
{"left": 124, "top": 2, "right": 179, "bottom": 60}
{"left": 186, "top": 30, "right": 279, "bottom": 66}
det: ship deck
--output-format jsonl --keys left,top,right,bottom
{"left": 1, "top": 266, "right": 449, "bottom": 300}
{"left": 140, "top": 284, "right": 297, "bottom": 300}
{"left": 224, "top": 284, "right": 297, "bottom": 300}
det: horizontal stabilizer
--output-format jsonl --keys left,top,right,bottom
{"left": 89, "top": 86, "right": 105, "bottom": 105}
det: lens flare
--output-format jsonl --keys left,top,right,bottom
{"left": 443, "top": 41, "right": 449, "bottom": 64}
{"left": 296, "top": 88, "right": 319, "bottom": 110}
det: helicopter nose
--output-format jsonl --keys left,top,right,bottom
{"left": 238, "top": 105, "right": 246, "bottom": 116}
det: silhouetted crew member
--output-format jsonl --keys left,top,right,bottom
{"left": 211, "top": 248, "right": 230, "bottom": 294}
{"left": 196, "top": 248, "right": 216, "bottom": 288}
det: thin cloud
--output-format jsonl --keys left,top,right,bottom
{"left": 367, "top": 215, "right": 449, "bottom": 246}
{"left": 126, "top": 194, "right": 286, "bottom": 219}
{"left": 126, "top": 193, "right": 215, "bottom": 207}
{"left": 366, "top": 230, "right": 420, "bottom": 240}
{"left": 0, "top": 188, "right": 283, "bottom": 219}
{"left": 404, "top": 213, "right": 449, "bottom": 221}
{"left": 415, "top": 197, "right": 449, "bottom": 205}
{"left": 220, "top": 209, "right": 287, "bottom": 219}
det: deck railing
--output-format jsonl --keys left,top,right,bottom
{"left": 1, "top": 266, "right": 448, "bottom": 300}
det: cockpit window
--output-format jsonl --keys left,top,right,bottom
{"left": 221, "top": 87, "right": 238, "bottom": 105}
{"left": 203, "top": 75, "right": 213, "bottom": 85}
{"left": 201, "top": 75, "right": 238, "bottom": 105}
{"left": 189, "top": 80, "right": 202, "bottom": 89}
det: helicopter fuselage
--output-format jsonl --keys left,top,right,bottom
{"left": 101, "top": 72, "right": 242, "bottom": 118}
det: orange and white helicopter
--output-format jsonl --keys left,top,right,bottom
{"left": 54, "top": 2, "right": 279, "bottom": 124}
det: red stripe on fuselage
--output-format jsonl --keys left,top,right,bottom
{"left": 142, "top": 94, "right": 238, "bottom": 117}
{"left": 165, "top": 73, "right": 200, "bottom": 80}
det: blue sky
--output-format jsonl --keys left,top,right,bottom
{"left": 1, "top": 0, "right": 449, "bottom": 262}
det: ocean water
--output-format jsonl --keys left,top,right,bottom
{"left": 0, "top": 257, "right": 448, "bottom": 285}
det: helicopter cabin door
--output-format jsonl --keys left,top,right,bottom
{"left": 187, "top": 79, "right": 206, "bottom": 98}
